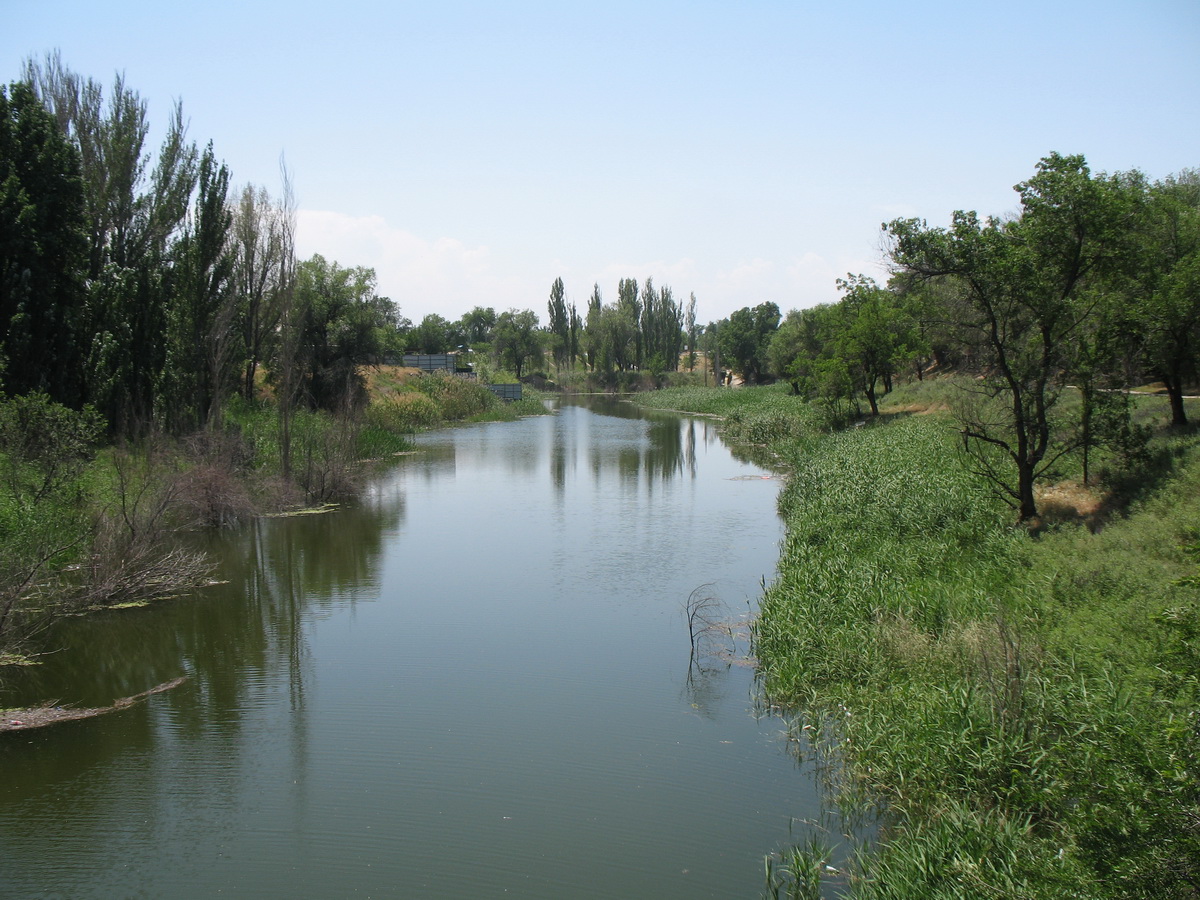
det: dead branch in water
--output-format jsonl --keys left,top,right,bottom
{"left": 1, "top": 675, "right": 188, "bottom": 733}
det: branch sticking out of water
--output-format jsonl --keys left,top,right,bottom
{"left": 1, "top": 675, "right": 188, "bottom": 733}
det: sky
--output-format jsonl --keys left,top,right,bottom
{"left": 5, "top": 0, "right": 1199, "bottom": 326}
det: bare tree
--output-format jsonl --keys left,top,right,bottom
{"left": 233, "top": 183, "right": 287, "bottom": 400}
{"left": 275, "top": 158, "right": 299, "bottom": 481}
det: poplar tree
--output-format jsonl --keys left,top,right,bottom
{"left": 547, "top": 276, "right": 568, "bottom": 372}
{"left": 0, "top": 81, "right": 88, "bottom": 404}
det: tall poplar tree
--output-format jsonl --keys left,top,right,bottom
{"left": 0, "top": 81, "right": 88, "bottom": 404}
{"left": 547, "top": 276, "right": 568, "bottom": 372}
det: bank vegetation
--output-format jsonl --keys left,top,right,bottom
{"left": 640, "top": 379, "right": 1199, "bottom": 899}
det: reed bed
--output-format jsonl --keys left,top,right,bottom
{"left": 755, "top": 412, "right": 1200, "bottom": 899}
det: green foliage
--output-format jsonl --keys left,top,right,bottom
{"left": 289, "top": 254, "right": 397, "bottom": 413}
{"left": 0, "top": 81, "right": 89, "bottom": 406}
{"left": 410, "top": 371, "right": 498, "bottom": 421}
{"left": 1122, "top": 170, "right": 1200, "bottom": 426}
{"left": 718, "top": 302, "right": 781, "bottom": 384}
{"left": 0, "top": 390, "right": 103, "bottom": 506}
{"left": 492, "top": 308, "right": 542, "bottom": 379}
{"left": 457, "top": 305, "right": 497, "bottom": 345}
{"left": 885, "top": 153, "right": 1135, "bottom": 521}
{"left": 750, "top": 405, "right": 1200, "bottom": 899}
{"left": 411, "top": 312, "right": 451, "bottom": 354}
{"left": 161, "top": 143, "right": 235, "bottom": 432}
{"left": 0, "top": 391, "right": 102, "bottom": 648}
{"left": 547, "top": 276, "right": 569, "bottom": 370}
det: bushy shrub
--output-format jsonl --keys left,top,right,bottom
{"left": 412, "top": 372, "right": 498, "bottom": 421}
{"left": 367, "top": 392, "right": 440, "bottom": 431}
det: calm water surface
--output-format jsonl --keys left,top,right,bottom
{"left": 1, "top": 397, "right": 817, "bottom": 898}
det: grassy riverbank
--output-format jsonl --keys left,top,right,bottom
{"left": 636, "top": 384, "right": 1200, "bottom": 899}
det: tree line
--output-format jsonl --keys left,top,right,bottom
{"left": 0, "top": 54, "right": 428, "bottom": 444}
{"left": 3, "top": 57, "right": 1196, "bottom": 525}
{"left": 710, "top": 154, "right": 1198, "bottom": 522}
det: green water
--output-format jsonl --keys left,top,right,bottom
{"left": 1, "top": 397, "right": 817, "bottom": 898}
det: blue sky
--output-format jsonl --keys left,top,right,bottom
{"left": 6, "top": 0, "right": 1198, "bottom": 325}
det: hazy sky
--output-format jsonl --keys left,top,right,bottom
{"left": 6, "top": 1, "right": 1198, "bottom": 325}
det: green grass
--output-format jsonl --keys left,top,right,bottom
{"left": 712, "top": 384, "right": 1200, "bottom": 898}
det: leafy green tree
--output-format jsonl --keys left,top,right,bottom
{"left": 583, "top": 283, "right": 603, "bottom": 371}
{"left": 616, "top": 278, "right": 642, "bottom": 369}
{"left": 0, "top": 391, "right": 102, "bottom": 651}
{"left": 719, "top": 302, "right": 780, "bottom": 384}
{"left": 458, "top": 306, "right": 497, "bottom": 345}
{"left": 493, "top": 308, "right": 542, "bottom": 378}
{"left": 411, "top": 313, "right": 451, "bottom": 353}
{"left": 289, "top": 255, "right": 391, "bottom": 412}
{"left": 568, "top": 301, "right": 581, "bottom": 370}
{"left": 1126, "top": 170, "right": 1200, "bottom": 426}
{"left": 640, "top": 278, "right": 684, "bottom": 374}
{"left": 833, "top": 274, "right": 922, "bottom": 415}
{"left": 0, "top": 81, "right": 88, "bottom": 405}
{"left": 24, "top": 53, "right": 198, "bottom": 433}
{"left": 768, "top": 303, "right": 833, "bottom": 396}
{"left": 161, "top": 143, "right": 235, "bottom": 432}
{"left": 685, "top": 292, "right": 698, "bottom": 371}
{"left": 885, "top": 153, "right": 1131, "bottom": 521}
{"left": 231, "top": 182, "right": 289, "bottom": 401}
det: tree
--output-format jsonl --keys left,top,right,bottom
{"left": 768, "top": 304, "right": 833, "bottom": 396}
{"left": 161, "top": 143, "right": 235, "bottom": 432}
{"left": 23, "top": 52, "right": 198, "bottom": 433}
{"left": 458, "top": 306, "right": 497, "bottom": 346}
{"left": 547, "top": 276, "right": 569, "bottom": 372}
{"left": 289, "top": 254, "right": 390, "bottom": 413}
{"left": 568, "top": 301, "right": 581, "bottom": 370}
{"left": 493, "top": 309, "right": 542, "bottom": 379}
{"left": 885, "top": 153, "right": 1131, "bottom": 521}
{"left": 767, "top": 303, "right": 860, "bottom": 426}
{"left": 719, "top": 302, "right": 780, "bottom": 384}
{"left": 0, "top": 81, "right": 88, "bottom": 405}
{"left": 617, "top": 278, "right": 642, "bottom": 369}
{"left": 583, "top": 283, "right": 603, "bottom": 371}
{"left": 1126, "top": 170, "right": 1200, "bottom": 426}
{"left": 640, "top": 279, "right": 685, "bottom": 375}
{"left": 231, "top": 182, "right": 288, "bottom": 401}
{"left": 833, "top": 274, "right": 922, "bottom": 415}
{"left": 0, "top": 390, "right": 102, "bottom": 650}
{"left": 685, "top": 292, "right": 698, "bottom": 371}
{"left": 412, "top": 313, "right": 451, "bottom": 353}
{"left": 275, "top": 160, "right": 298, "bottom": 479}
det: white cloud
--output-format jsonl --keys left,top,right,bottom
{"left": 703, "top": 251, "right": 891, "bottom": 317}
{"left": 291, "top": 210, "right": 891, "bottom": 326}
{"left": 295, "top": 210, "right": 526, "bottom": 321}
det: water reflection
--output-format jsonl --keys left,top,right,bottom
{"left": 1, "top": 398, "right": 810, "bottom": 900}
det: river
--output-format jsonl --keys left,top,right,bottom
{"left": 0, "top": 396, "right": 817, "bottom": 899}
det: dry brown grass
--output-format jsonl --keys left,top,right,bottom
{"left": 361, "top": 365, "right": 423, "bottom": 397}
{"left": 1034, "top": 480, "right": 1107, "bottom": 531}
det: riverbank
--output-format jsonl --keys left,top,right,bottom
{"left": 0, "top": 373, "right": 549, "bottom": 666}
{"left": 634, "top": 382, "right": 1200, "bottom": 899}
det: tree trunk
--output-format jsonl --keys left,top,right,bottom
{"left": 1017, "top": 460, "right": 1039, "bottom": 522}
{"left": 1166, "top": 377, "right": 1189, "bottom": 427}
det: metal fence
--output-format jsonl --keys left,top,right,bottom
{"left": 485, "top": 383, "right": 522, "bottom": 402}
